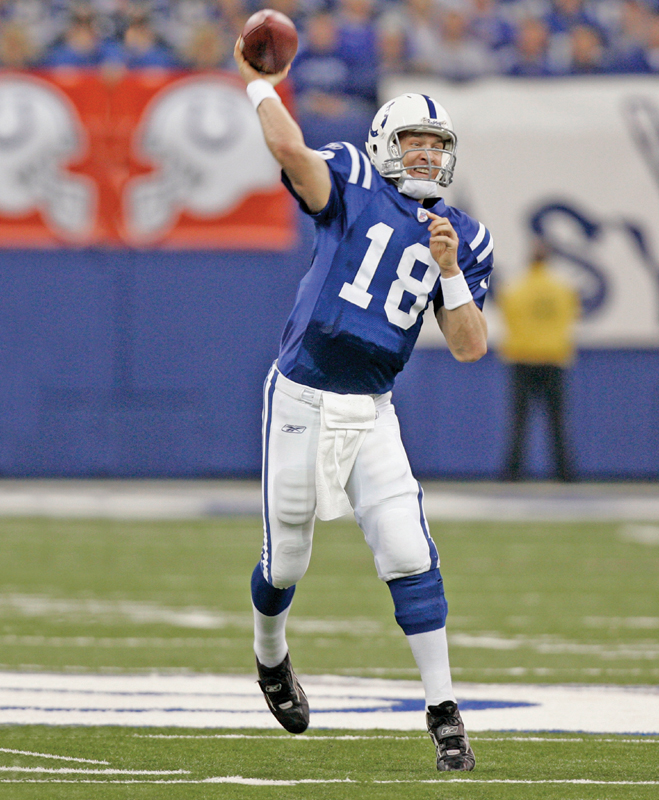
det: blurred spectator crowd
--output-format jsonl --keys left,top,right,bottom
{"left": 1, "top": 0, "right": 659, "bottom": 138}
{"left": 2, "top": 0, "right": 659, "bottom": 76}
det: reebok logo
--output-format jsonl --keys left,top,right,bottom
{"left": 282, "top": 425, "right": 306, "bottom": 434}
{"left": 440, "top": 726, "right": 459, "bottom": 736}
{"left": 265, "top": 683, "right": 282, "bottom": 693}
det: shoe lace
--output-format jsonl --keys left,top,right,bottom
{"left": 260, "top": 668, "right": 294, "bottom": 702}
{"left": 429, "top": 706, "right": 464, "bottom": 754}
{"left": 443, "top": 735, "right": 463, "bottom": 755}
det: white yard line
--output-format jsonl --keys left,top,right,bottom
{"left": 1, "top": 777, "right": 658, "bottom": 786}
{"left": 471, "top": 736, "right": 659, "bottom": 743}
{"left": 0, "top": 748, "right": 108, "bottom": 764}
{"left": 448, "top": 633, "right": 659, "bottom": 658}
{"left": 1, "top": 595, "right": 657, "bottom": 659}
{"left": 0, "top": 635, "right": 235, "bottom": 649}
{"left": 0, "top": 595, "right": 253, "bottom": 631}
{"left": 134, "top": 733, "right": 423, "bottom": 740}
{"left": 0, "top": 767, "right": 189, "bottom": 775}
{"left": 373, "top": 779, "right": 659, "bottom": 785}
{"left": 0, "top": 777, "right": 355, "bottom": 785}
{"left": 133, "top": 733, "right": 659, "bottom": 743}
{"left": 2, "top": 631, "right": 658, "bottom": 661}
{"left": 0, "top": 594, "right": 388, "bottom": 636}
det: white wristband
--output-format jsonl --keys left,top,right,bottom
{"left": 246, "top": 79, "right": 281, "bottom": 111}
{"left": 440, "top": 271, "right": 473, "bottom": 310}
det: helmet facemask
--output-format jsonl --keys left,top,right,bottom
{"left": 382, "top": 126, "right": 457, "bottom": 190}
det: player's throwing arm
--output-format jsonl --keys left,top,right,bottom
{"left": 233, "top": 39, "right": 330, "bottom": 214}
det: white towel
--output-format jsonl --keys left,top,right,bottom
{"left": 315, "top": 392, "right": 376, "bottom": 521}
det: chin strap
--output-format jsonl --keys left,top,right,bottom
{"left": 398, "top": 178, "right": 441, "bottom": 200}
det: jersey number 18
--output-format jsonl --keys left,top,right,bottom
{"left": 338, "top": 222, "right": 440, "bottom": 330}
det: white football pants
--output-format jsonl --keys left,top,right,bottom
{"left": 260, "top": 365, "right": 439, "bottom": 589}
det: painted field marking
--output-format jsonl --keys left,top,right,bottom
{"left": 0, "top": 767, "right": 189, "bottom": 775}
{"left": 1, "top": 777, "right": 659, "bottom": 786}
{"left": 134, "top": 733, "right": 423, "bottom": 740}
{"left": 133, "top": 733, "right": 659, "bottom": 744}
{"left": 0, "top": 635, "right": 239, "bottom": 649}
{"left": 2, "top": 672, "right": 658, "bottom": 733}
{"left": 473, "top": 736, "right": 659, "bottom": 743}
{"left": 472, "top": 736, "right": 659, "bottom": 743}
{"left": 348, "top": 666, "right": 659, "bottom": 676}
{"left": 374, "top": 779, "right": 659, "bottom": 785}
{"left": 135, "top": 733, "right": 659, "bottom": 744}
{"left": 0, "top": 748, "right": 109, "bottom": 764}
{"left": 448, "top": 632, "right": 659, "bottom": 658}
{"left": 3, "top": 595, "right": 659, "bottom": 651}
{"left": 0, "top": 778, "right": 355, "bottom": 785}
{"left": 4, "top": 664, "right": 655, "bottom": 680}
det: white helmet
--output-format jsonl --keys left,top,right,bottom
{"left": 366, "top": 93, "right": 457, "bottom": 191}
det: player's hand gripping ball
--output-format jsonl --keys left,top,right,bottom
{"left": 240, "top": 9, "right": 298, "bottom": 74}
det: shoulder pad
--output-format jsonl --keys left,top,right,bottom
{"left": 316, "top": 141, "right": 375, "bottom": 191}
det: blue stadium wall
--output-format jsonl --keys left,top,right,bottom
{"left": 1, "top": 213, "right": 658, "bottom": 480}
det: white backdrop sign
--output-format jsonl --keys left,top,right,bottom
{"left": 380, "top": 77, "right": 659, "bottom": 348}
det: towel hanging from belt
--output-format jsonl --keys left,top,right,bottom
{"left": 315, "top": 392, "right": 376, "bottom": 521}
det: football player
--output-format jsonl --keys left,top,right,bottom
{"left": 235, "top": 39, "right": 493, "bottom": 772}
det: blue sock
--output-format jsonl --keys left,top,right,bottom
{"left": 387, "top": 568, "right": 448, "bottom": 635}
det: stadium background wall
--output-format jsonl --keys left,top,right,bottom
{"left": 0, "top": 70, "right": 658, "bottom": 480}
{"left": 0, "top": 217, "right": 657, "bottom": 481}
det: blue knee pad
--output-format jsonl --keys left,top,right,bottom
{"left": 251, "top": 562, "right": 296, "bottom": 616}
{"left": 387, "top": 568, "right": 448, "bottom": 635}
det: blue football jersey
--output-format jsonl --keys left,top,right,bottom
{"left": 277, "top": 141, "right": 494, "bottom": 394}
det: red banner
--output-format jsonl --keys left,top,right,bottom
{"left": 0, "top": 69, "right": 296, "bottom": 249}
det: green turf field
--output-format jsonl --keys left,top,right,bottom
{"left": 1, "top": 728, "right": 658, "bottom": 799}
{"left": 0, "top": 513, "right": 657, "bottom": 797}
{"left": 0, "top": 515, "right": 657, "bottom": 681}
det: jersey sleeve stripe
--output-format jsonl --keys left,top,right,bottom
{"left": 469, "top": 222, "right": 486, "bottom": 250}
{"left": 343, "top": 141, "right": 362, "bottom": 185}
{"left": 359, "top": 151, "right": 373, "bottom": 190}
{"left": 476, "top": 235, "right": 494, "bottom": 263}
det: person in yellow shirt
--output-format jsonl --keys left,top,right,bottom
{"left": 498, "top": 240, "right": 580, "bottom": 481}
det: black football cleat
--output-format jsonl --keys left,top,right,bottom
{"left": 256, "top": 652, "right": 310, "bottom": 734}
{"left": 426, "top": 700, "right": 476, "bottom": 771}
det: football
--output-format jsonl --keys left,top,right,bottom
{"left": 241, "top": 9, "right": 298, "bottom": 74}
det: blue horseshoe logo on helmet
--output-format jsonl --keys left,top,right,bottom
{"left": 370, "top": 102, "right": 394, "bottom": 138}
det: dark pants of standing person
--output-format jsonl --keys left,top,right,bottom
{"left": 505, "top": 363, "right": 574, "bottom": 481}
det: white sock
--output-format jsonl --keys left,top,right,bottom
{"left": 406, "top": 626, "right": 456, "bottom": 707}
{"left": 253, "top": 603, "right": 291, "bottom": 668}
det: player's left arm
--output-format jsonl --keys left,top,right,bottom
{"left": 428, "top": 213, "right": 488, "bottom": 363}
